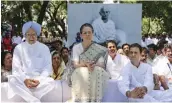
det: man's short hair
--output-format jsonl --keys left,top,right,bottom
{"left": 141, "top": 47, "right": 148, "bottom": 54}
{"left": 164, "top": 44, "right": 172, "bottom": 52}
{"left": 53, "top": 39, "right": 63, "bottom": 46}
{"left": 157, "top": 40, "right": 168, "bottom": 50}
{"left": 147, "top": 44, "right": 157, "bottom": 51}
{"left": 129, "top": 43, "right": 142, "bottom": 53}
{"left": 122, "top": 43, "right": 130, "bottom": 49}
{"left": 106, "top": 40, "right": 117, "bottom": 48}
{"left": 61, "top": 47, "right": 69, "bottom": 54}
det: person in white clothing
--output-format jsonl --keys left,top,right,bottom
{"left": 92, "top": 6, "right": 126, "bottom": 46}
{"left": 68, "top": 23, "right": 110, "bottom": 102}
{"left": 145, "top": 36, "right": 154, "bottom": 46}
{"left": 141, "top": 36, "right": 147, "bottom": 48}
{"left": 102, "top": 40, "right": 130, "bottom": 102}
{"left": 153, "top": 44, "right": 172, "bottom": 89}
{"left": 106, "top": 40, "right": 130, "bottom": 80}
{"left": 118, "top": 43, "right": 172, "bottom": 102}
{"left": 8, "top": 21, "right": 56, "bottom": 103}
{"left": 146, "top": 44, "right": 158, "bottom": 65}
{"left": 12, "top": 33, "right": 22, "bottom": 45}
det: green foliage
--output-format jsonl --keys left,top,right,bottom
{"left": 1, "top": 1, "right": 172, "bottom": 37}
{"left": 140, "top": 1, "right": 172, "bottom": 35}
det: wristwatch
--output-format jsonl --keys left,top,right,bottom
{"left": 143, "top": 86, "right": 148, "bottom": 93}
{"left": 126, "top": 91, "right": 131, "bottom": 98}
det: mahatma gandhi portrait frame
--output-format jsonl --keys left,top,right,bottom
{"left": 67, "top": 3, "right": 142, "bottom": 47}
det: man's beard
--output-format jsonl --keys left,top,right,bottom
{"left": 125, "top": 51, "right": 129, "bottom": 55}
{"left": 63, "top": 55, "right": 68, "bottom": 60}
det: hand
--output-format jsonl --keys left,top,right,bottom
{"left": 154, "top": 84, "right": 160, "bottom": 90}
{"left": 128, "top": 87, "right": 145, "bottom": 99}
{"left": 31, "top": 79, "right": 40, "bottom": 87}
{"left": 129, "top": 89, "right": 139, "bottom": 99}
{"left": 24, "top": 79, "right": 40, "bottom": 89}
{"left": 134, "top": 87, "right": 147, "bottom": 98}
{"left": 90, "top": 61, "right": 96, "bottom": 70}
{"left": 85, "top": 61, "right": 95, "bottom": 72}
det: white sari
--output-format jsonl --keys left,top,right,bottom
{"left": 71, "top": 43, "right": 110, "bottom": 102}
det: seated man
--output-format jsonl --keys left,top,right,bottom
{"left": 102, "top": 40, "right": 130, "bottom": 102}
{"left": 92, "top": 6, "right": 126, "bottom": 46}
{"left": 153, "top": 44, "right": 172, "bottom": 89}
{"left": 8, "top": 21, "right": 56, "bottom": 102}
{"left": 140, "top": 47, "right": 161, "bottom": 90}
{"left": 118, "top": 43, "right": 172, "bottom": 102}
{"left": 106, "top": 40, "right": 130, "bottom": 80}
{"left": 146, "top": 43, "right": 158, "bottom": 65}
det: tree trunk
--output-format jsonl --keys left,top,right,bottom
{"left": 147, "top": 18, "right": 151, "bottom": 34}
{"left": 23, "top": 1, "right": 32, "bottom": 21}
{"left": 37, "top": 1, "right": 49, "bottom": 25}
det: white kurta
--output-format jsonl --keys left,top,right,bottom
{"left": 12, "top": 36, "right": 22, "bottom": 44}
{"left": 103, "top": 54, "right": 130, "bottom": 102}
{"left": 8, "top": 41, "right": 56, "bottom": 102}
{"left": 141, "top": 40, "right": 147, "bottom": 48}
{"left": 152, "top": 56, "right": 172, "bottom": 88}
{"left": 145, "top": 37, "right": 154, "bottom": 46}
{"left": 146, "top": 54, "right": 159, "bottom": 66}
{"left": 92, "top": 17, "right": 118, "bottom": 43}
{"left": 106, "top": 53, "right": 130, "bottom": 80}
{"left": 152, "top": 38, "right": 159, "bottom": 45}
{"left": 118, "top": 62, "right": 172, "bottom": 102}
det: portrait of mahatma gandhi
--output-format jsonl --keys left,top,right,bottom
{"left": 67, "top": 4, "right": 142, "bottom": 47}
{"left": 92, "top": 6, "right": 127, "bottom": 46}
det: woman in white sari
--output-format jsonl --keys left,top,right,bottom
{"left": 69, "top": 23, "right": 110, "bottom": 102}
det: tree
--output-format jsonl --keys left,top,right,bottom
{"left": 2, "top": 1, "right": 172, "bottom": 37}
{"left": 37, "top": 1, "right": 49, "bottom": 25}
{"left": 46, "top": 1, "right": 67, "bottom": 38}
{"left": 140, "top": 1, "right": 172, "bottom": 34}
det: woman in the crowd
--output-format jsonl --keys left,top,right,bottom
{"left": 1, "top": 51, "right": 12, "bottom": 82}
{"left": 69, "top": 23, "right": 110, "bottom": 102}
{"left": 50, "top": 50, "right": 66, "bottom": 80}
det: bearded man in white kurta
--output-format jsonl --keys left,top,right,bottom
{"left": 92, "top": 6, "right": 126, "bottom": 46}
{"left": 8, "top": 21, "right": 55, "bottom": 102}
{"left": 118, "top": 43, "right": 172, "bottom": 102}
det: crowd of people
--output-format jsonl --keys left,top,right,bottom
{"left": 1, "top": 21, "right": 172, "bottom": 102}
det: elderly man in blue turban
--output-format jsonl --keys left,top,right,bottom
{"left": 8, "top": 21, "right": 55, "bottom": 102}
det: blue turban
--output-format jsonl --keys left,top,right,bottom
{"left": 22, "top": 21, "right": 41, "bottom": 36}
